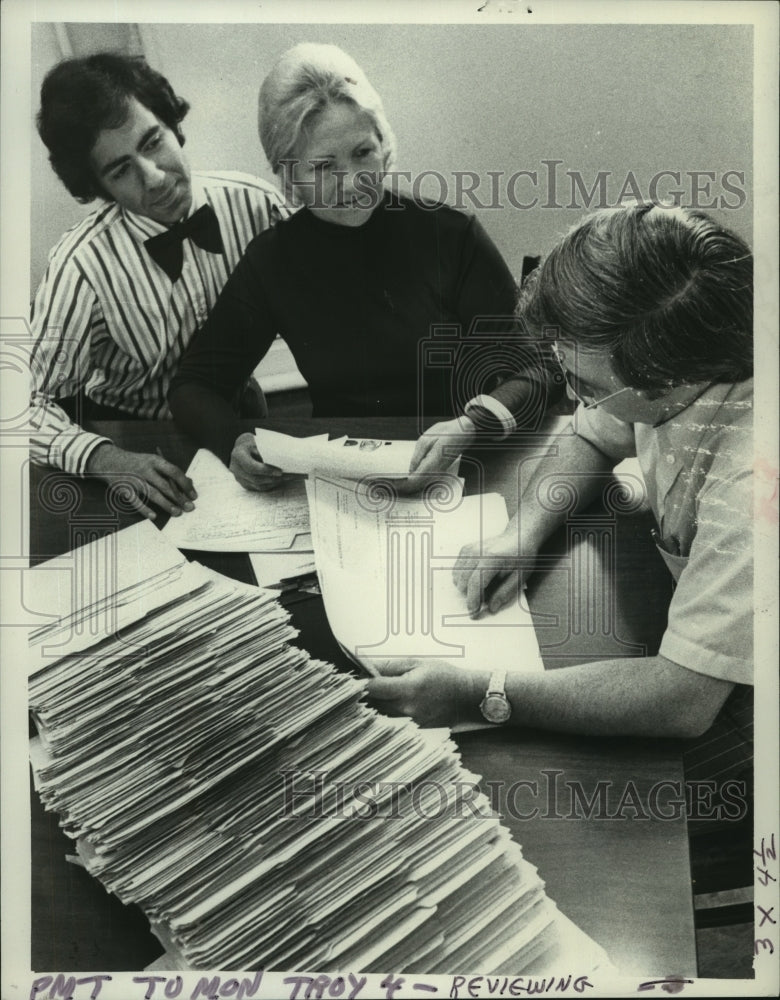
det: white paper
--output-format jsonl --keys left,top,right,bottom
{"left": 248, "top": 551, "right": 317, "bottom": 589}
{"left": 160, "top": 448, "right": 311, "bottom": 552}
{"left": 256, "top": 428, "right": 421, "bottom": 479}
{"left": 305, "top": 477, "right": 544, "bottom": 686}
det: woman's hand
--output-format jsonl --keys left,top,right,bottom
{"left": 366, "top": 659, "right": 481, "bottom": 727}
{"left": 85, "top": 443, "right": 197, "bottom": 521}
{"left": 399, "top": 417, "right": 476, "bottom": 494}
{"left": 229, "top": 432, "right": 285, "bottom": 492}
{"left": 453, "top": 519, "right": 532, "bottom": 617}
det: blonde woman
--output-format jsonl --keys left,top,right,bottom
{"left": 170, "top": 44, "right": 549, "bottom": 490}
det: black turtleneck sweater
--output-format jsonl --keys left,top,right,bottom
{"left": 169, "top": 193, "right": 542, "bottom": 462}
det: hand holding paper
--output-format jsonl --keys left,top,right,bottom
{"left": 304, "top": 476, "right": 544, "bottom": 733}
{"left": 366, "top": 658, "right": 481, "bottom": 728}
{"left": 400, "top": 416, "right": 477, "bottom": 494}
{"left": 229, "top": 432, "right": 285, "bottom": 492}
{"left": 85, "top": 443, "right": 197, "bottom": 520}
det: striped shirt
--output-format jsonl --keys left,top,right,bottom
{"left": 30, "top": 171, "right": 289, "bottom": 474}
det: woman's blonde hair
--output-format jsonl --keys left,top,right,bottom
{"left": 258, "top": 43, "right": 396, "bottom": 198}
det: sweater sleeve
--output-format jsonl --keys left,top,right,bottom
{"left": 168, "top": 237, "right": 280, "bottom": 463}
{"left": 454, "top": 216, "right": 563, "bottom": 431}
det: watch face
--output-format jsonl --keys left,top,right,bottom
{"left": 480, "top": 692, "right": 511, "bottom": 724}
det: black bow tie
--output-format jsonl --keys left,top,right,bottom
{"left": 144, "top": 203, "right": 224, "bottom": 282}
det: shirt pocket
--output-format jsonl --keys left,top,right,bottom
{"left": 655, "top": 544, "right": 689, "bottom": 583}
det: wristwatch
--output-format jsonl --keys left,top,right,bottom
{"left": 479, "top": 670, "right": 512, "bottom": 724}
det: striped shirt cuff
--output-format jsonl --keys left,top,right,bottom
{"left": 49, "top": 428, "right": 113, "bottom": 477}
{"left": 463, "top": 395, "right": 517, "bottom": 439}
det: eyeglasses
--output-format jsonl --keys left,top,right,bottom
{"left": 551, "top": 343, "right": 630, "bottom": 410}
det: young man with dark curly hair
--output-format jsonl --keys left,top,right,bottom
{"left": 30, "top": 53, "right": 288, "bottom": 518}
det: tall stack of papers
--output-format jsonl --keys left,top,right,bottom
{"left": 29, "top": 523, "right": 605, "bottom": 973}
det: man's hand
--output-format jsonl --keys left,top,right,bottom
{"left": 366, "top": 659, "right": 481, "bottom": 727}
{"left": 229, "top": 432, "right": 285, "bottom": 492}
{"left": 85, "top": 443, "right": 197, "bottom": 521}
{"left": 399, "top": 417, "right": 476, "bottom": 494}
{"left": 453, "top": 521, "right": 532, "bottom": 617}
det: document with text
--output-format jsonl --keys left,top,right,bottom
{"left": 161, "top": 448, "right": 311, "bottom": 552}
{"left": 305, "top": 476, "right": 544, "bottom": 699}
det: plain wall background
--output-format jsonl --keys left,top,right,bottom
{"left": 31, "top": 21, "right": 753, "bottom": 292}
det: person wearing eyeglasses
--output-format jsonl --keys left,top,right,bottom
{"left": 368, "top": 204, "right": 754, "bottom": 763}
{"left": 549, "top": 342, "right": 632, "bottom": 410}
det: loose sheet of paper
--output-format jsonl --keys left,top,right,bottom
{"left": 305, "top": 476, "right": 544, "bottom": 687}
{"left": 160, "top": 448, "right": 311, "bottom": 552}
{"left": 26, "top": 520, "right": 198, "bottom": 664}
{"left": 248, "top": 551, "right": 317, "bottom": 589}
{"left": 256, "top": 428, "right": 418, "bottom": 478}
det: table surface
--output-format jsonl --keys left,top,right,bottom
{"left": 29, "top": 417, "right": 694, "bottom": 977}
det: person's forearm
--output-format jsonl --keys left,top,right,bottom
{"left": 168, "top": 383, "right": 242, "bottom": 465}
{"left": 84, "top": 441, "right": 125, "bottom": 475}
{"left": 167, "top": 250, "right": 273, "bottom": 463}
{"left": 513, "top": 427, "right": 616, "bottom": 554}
{"left": 462, "top": 655, "right": 733, "bottom": 739}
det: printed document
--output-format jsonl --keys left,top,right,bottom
{"left": 161, "top": 449, "right": 311, "bottom": 552}
{"left": 305, "top": 476, "right": 544, "bottom": 687}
